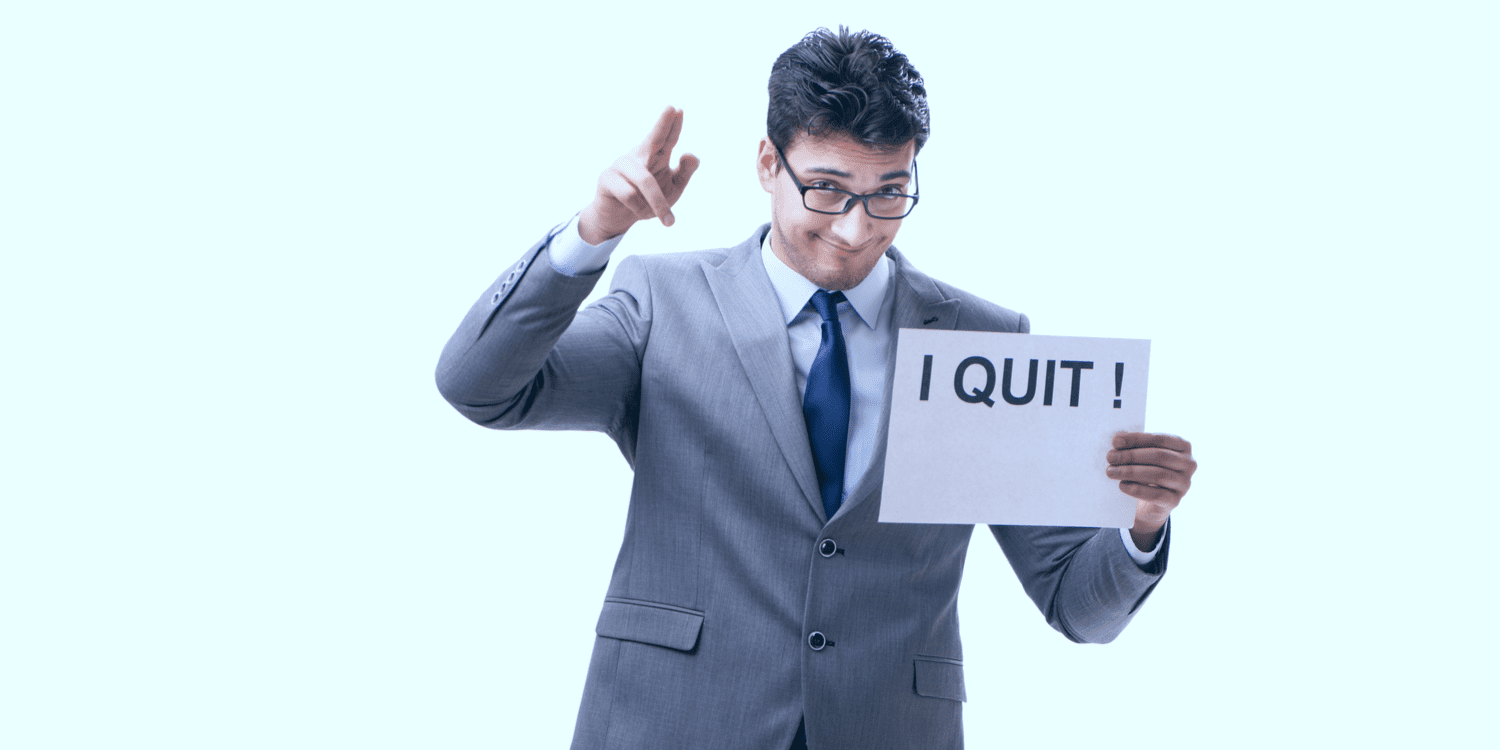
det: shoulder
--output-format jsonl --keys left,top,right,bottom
{"left": 619, "top": 225, "right": 765, "bottom": 273}
{"left": 609, "top": 224, "right": 768, "bottom": 290}
{"left": 934, "top": 277, "right": 1030, "bottom": 333}
{"left": 621, "top": 247, "right": 733, "bottom": 274}
{"left": 889, "top": 247, "right": 1031, "bottom": 334}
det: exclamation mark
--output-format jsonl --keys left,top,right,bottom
{"left": 1113, "top": 362, "right": 1124, "bottom": 408}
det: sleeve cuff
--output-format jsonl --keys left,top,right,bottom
{"left": 547, "top": 214, "right": 623, "bottom": 277}
{"left": 1120, "top": 520, "right": 1167, "bottom": 568}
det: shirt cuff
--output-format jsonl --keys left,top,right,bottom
{"left": 547, "top": 214, "right": 623, "bottom": 277}
{"left": 1120, "top": 521, "right": 1166, "bottom": 567}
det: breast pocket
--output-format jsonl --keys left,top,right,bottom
{"left": 913, "top": 656, "right": 967, "bottom": 702}
{"left": 596, "top": 597, "right": 705, "bottom": 652}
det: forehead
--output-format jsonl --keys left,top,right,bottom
{"left": 782, "top": 133, "right": 915, "bottom": 178}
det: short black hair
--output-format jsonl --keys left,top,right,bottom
{"left": 767, "top": 26, "right": 930, "bottom": 156}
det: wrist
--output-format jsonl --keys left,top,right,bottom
{"left": 1129, "top": 515, "right": 1167, "bottom": 551}
{"left": 578, "top": 205, "right": 629, "bottom": 246}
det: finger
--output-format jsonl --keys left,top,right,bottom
{"left": 1118, "top": 481, "right": 1183, "bottom": 506}
{"left": 599, "top": 170, "right": 658, "bottom": 222}
{"left": 603, "top": 172, "right": 663, "bottom": 222}
{"left": 1107, "top": 447, "right": 1198, "bottom": 476}
{"left": 619, "top": 160, "right": 674, "bottom": 225}
{"left": 1112, "top": 431, "right": 1191, "bottom": 454}
{"left": 671, "top": 153, "right": 700, "bottom": 193}
{"left": 1106, "top": 464, "right": 1188, "bottom": 493}
{"left": 661, "top": 108, "right": 684, "bottom": 156}
{"left": 639, "top": 106, "right": 680, "bottom": 158}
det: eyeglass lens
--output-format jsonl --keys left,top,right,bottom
{"left": 803, "top": 189, "right": 915, "bottom": 218}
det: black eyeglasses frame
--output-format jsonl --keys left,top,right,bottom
{"left": 774, "top": 143, "right": 920, "bottom": 220}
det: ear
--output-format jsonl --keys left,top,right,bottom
{"left": 755, "top": 137, "right": 779, "bottom": 194}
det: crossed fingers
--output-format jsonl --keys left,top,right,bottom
{"left": 599, "top": 107, "right": 698, "bottom": 228}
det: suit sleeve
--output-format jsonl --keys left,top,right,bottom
{"left": 434, "top": 228, "right": 655, "bottom": 458}
{"left": 989, "top": 522, "right": 1168, "bottom": 643}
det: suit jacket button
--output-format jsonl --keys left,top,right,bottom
{"left": 819, "top": 539, "right": 837, "bottom": 558}
{"left": 808, "top": 632, "right": 826, "bottom": 651}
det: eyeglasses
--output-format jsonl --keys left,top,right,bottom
{"left": 774, "top": 144, "right": 919, "bottom": 220}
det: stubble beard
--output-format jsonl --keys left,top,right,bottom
{"left": 772, "top": 224, "right": 881, "bottom": 292}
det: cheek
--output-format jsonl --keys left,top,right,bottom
{"left": 772, "top": 194, "right": 799, "bottom": 227}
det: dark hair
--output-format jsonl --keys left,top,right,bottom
{"left": 767, "top": 26, "right": 930, "bottom": 156}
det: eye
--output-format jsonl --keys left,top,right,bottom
{"left": 810, "top": 180, "right": 838, "bottom": 190}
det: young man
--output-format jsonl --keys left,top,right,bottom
{"left": 437, "top": 27, "right": 1195, "bottom": 750}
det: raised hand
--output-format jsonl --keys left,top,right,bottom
{"left": 578, "top": 106, "right": 701, "bottom": 245}
{"left": 1106, "top": 432, "right": 1197, "bottom": 551}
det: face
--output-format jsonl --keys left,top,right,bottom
{"left": 756, "top": 133, "right": 917, "bottom": 291}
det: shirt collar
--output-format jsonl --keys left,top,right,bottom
{"left": 761, "top": 231, "right": 892, "bottom": 330}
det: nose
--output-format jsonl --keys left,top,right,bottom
{"left": 827, "top": 201, "right": 875, "bottom": 248}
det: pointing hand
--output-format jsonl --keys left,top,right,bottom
{"left": 578, "top": 106, "right": 701, "bottom": 245}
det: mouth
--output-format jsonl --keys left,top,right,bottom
{"left": 814, "top": 234, "right": 872, "bottom": 255}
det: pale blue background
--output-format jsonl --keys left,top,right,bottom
{"left": 3, "top": 2, "right": 1495, "bottom": 747}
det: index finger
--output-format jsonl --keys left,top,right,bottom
{"left": 638, "top": 106, "right": 683, "bottom": 158}
{"left": 1112, "top": 431, "right": 1192, "bottom": 453}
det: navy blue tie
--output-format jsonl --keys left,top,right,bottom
{"left": 803, "top": 290, "right": 850, "bottom": 521}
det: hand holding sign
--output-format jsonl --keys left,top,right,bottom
{"left": 1108, "top": 431, "right": 1196, "bottom": 550}
{"left": 578, "top": 106, "right": 701, "bottom": 245}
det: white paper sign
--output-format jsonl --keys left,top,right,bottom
{"left": 879, "top": 330, "right": 1150, "bottom": 527}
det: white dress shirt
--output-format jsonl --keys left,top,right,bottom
{"left": 545, "top": 215, "right": 1163, "bottom": 564}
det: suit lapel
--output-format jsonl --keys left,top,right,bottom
{"left": 836, "top": 247, "right": 961, "bottom": 520}
{"left": 704, "top": 226, "right": 826, "bottom": 522}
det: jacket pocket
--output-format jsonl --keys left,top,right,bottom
{"left": 595, "top": 597, "right": 705, "bottom": 652}
{"left": 913, "top": 656, "right": 967, "bottom": 702}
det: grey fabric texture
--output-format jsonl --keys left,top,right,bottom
{"left": 435, "top": 224, "right": 1168, "bottom": 750}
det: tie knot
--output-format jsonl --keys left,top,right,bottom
{"left": 808, "top": 290, "right": 847, "bottom": 322}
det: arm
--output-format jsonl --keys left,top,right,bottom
{"left": 433, "top": 231, "right": 650, "bottom": 438}
{"left": 991, "top": 432, "right": 1195, "bottom": 643}
{"left": 990, "top": 523, "right": 1167, "bottom": 644}
{"left": 434, "top": 107, "right": 699, "bottom": 444}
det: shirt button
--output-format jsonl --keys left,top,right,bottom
{"left": 808, "top": 632, "right": 827, "bottom": 651}
{"left": 819, "top": 539, "right": 837, "bottom": 558}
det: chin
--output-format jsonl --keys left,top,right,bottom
{"left": 810, "top": 264, "right": 868, "bottom": 292}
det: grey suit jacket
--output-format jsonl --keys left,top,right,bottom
{"left": 436, "top": 223, "right": 1167, "bottom": 750}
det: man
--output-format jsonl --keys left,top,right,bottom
{"left": 436, "top": 27, "right": 1195, "bottom": 750}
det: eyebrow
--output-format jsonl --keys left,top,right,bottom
{"left": 804, "top": 166, "right": 913, "bottom": 181}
